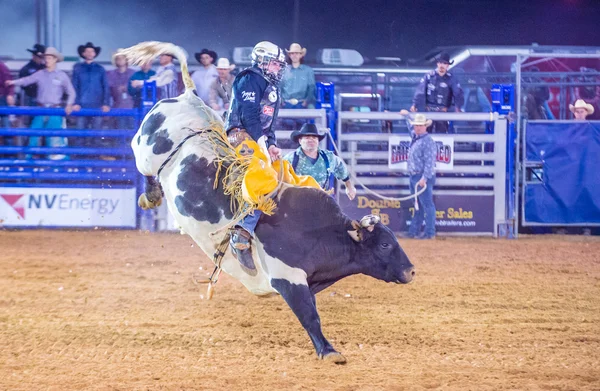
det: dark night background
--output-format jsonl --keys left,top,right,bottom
{"left": 0, "top": 0, "right": 599, "bottom": 62}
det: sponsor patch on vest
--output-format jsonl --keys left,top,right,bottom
{"left": 263, "top": 106, "right": 275, "bottom": 116}
{"left": 242, "top": 91, "right": 256, "bottom": 102}
{"left": 268, "top": 91, "right": 278, "bottom": 102}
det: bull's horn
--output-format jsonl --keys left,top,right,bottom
{"left": 360, "top": 214, "right": 380, "bottom": 228}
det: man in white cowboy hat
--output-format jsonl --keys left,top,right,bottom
{"left": 400, "top": 110, "right": 438, "bottom": 239}
{"left": 148, "top": 52, "right": 180, "bottom": 100}
{"left": 411, "top": 51, "right": 464, "bottom": 133}
{"left": 107, "top": 51, "right": 135, "bottom": 129}
{"left": 7, "top": 47, "right": 75, "bottom": 160}
{"left": 283, "top": 123, "right": 356, "bottom": 199}
{"left": 569, "top": 99, "right": 594, "bottom": 120}
{"left": 192, "top": 48, "right": 219, "bottom": 104}
{"left": 208, "top": 58, "right": 235, "bottom": 111}
{"left": 281, "top": 43, "right": 316, "bottom": 109}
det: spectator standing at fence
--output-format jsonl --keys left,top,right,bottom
{"left": 411, "top": 52, "right": 464, "bottom": 134}
{"left": 569, "top": 99, "right": 594, "bottom": 120}
{"left": 129, "top": 62, "right": 156, "bottom": 108}
{"left": 0, "top": 60, "right": 15, "bottom": 129}
{"left": 72, "top": 42, "right": 110, "bottom": 146}
{"left": 146, "top": 54, "right": 179, "bottom": 100}
{"left": 18, "top": 44, "right": 46, "bottom": 107}
{"left": 6, "top": 47, "right": 75, "bottom": 160}
{"left": 192, "top": 49, "right": 218, "bottom": 104}
{"left": 400, "top": 110, "right": 437, "bottom": 239}
{"left": 575, "top": 67, "right": 600, "bottom": 120}
{"left": 107, "top": 51, "right": 135, "bottom": 129}
{"left": 283, "top": 123, "right": 356, "bottom": 198}
{"left": 280, "top": 43, "right": 316, "bottom": 109}
{"left": 208, "top": 58, "right": 235, "bottom": 111}
{"left": 522, "top": 66, "right": 551, "bottom": 120}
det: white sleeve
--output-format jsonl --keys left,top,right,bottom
{"left": 151, "top": 69, "right": 175, "bottom": 87}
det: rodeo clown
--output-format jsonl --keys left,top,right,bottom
{"left": 225, "top": 41, "right": 320, "bottom": 272}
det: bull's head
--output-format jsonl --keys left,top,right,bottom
{"left": 348, "top": 215, "right": 415, "bottom": 284}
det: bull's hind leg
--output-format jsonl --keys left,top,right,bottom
{"left": 138, "top": 176, "right": 163, "bottom": 209}
{"left": 271, "top": 278, "right": 346, "bottom": 364}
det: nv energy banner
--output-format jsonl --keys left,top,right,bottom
{"left": 389, "top": 135, "right": 454, "bottom": 171}
{"left": 0, "top": 187, "right": 137, "bottom": 228}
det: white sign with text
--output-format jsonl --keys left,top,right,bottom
{"left": 0, "top": 187, "right": 137, "bottom": 227}
{"left": 389, "top": 135, "right": 455, "bottom": 171}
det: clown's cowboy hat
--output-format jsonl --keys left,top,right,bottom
{"left": 290, "top": 123, "right": 325, "bottom": 143}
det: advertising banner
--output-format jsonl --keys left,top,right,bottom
{"left": 0, "top": 187, "right": 137, "bottom": 228}
{"left": 389, "top": 135, "right": 454, "bottom": 171}
{"left": 339, "top": 193, "right": 495, "bottom": 234}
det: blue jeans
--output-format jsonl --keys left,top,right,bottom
{"left": 408, "top": 174, "right": 436, "bottom": 237}
{"left": 76, "top": 116, "right": 104, "bottom": 147}
{"left": 29, "top": 115, "right": 68, "bottom": 160}
{"left": 239, "top": 210, "right": 262, "bottom": 236}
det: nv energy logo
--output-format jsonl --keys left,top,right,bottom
{"left": 1, "top": 194, "right": 26, "bottom": 218}
{"left": 1, "top": 193, "right": 120, "bottom": 219}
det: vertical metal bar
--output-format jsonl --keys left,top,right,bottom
{"left": 521, "top": 120, "right": 527, "bottom": 229}
{"left": 45, "top": 0, "right": 53, "bottom": 47}
{"left": 36, "top": 0, "right": 44, "bottom": 44}
{"left": 292, "top": 0, "right": 300, "bottom": 43}
{"left": 53, "top": 0, "right": 61, "bottom": 51}
{"left": 493, "top": 115, "right": 507, "bottom": 238}
{"left": 336, "top": 113, "right": 343, "bottom": 204}
{"left": 514, "top": 54, "right": 522, "bottom": 238}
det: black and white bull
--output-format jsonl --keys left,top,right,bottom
{"left": 123, "top": 42, "right": 415, "bottom": 364}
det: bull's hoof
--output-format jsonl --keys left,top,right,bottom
{"left": 321, "top": 352, "right": 347, "bottom": 364}
{"left": 138, "top": 193, "right": 162, "bottom": 209}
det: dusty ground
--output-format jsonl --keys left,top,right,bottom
{"left": 0, "top": 230, "right": 599, "bottom": 391}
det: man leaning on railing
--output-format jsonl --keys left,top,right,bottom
{"left": 6, "top": 47, "right": 75, "bottom": 160}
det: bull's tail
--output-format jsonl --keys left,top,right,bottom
{"left": 118, "top": 41, "right": 195, "bottom": 91}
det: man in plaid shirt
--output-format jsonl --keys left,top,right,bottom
{"left": 401, "top": 111, "right": 437, "bottom": 239}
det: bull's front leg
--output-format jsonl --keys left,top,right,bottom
{"left": 271, "top": 278, "right": 346, "bottom": 364}
{"left": 138, "top": 176, "right": 163, "bottom": 210}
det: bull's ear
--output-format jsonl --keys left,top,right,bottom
{"left": 360, "top": 214, "right": 380, "bottom": 232}
{"left": 347, "top": 220, "right": 362, "bottom": 242}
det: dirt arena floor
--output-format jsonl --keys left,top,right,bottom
{"left": 1, "top": 230, "right": 599, "bottom": 391}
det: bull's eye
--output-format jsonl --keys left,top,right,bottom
{"left": 380, "top": 243, "right": 390, "bottom": 249}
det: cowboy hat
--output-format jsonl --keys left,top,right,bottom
{"left": 77, "top": 42, "right": 101, "bottom": 58}
{"left": 285, "top": 43, "right": 307, "bottom": 56}
{"left": 215, "top": 58, "right": 235, "bottom": 70}
{"left": 290, "top": 123, "right": 325, "bottom": 143}
{"left": 111, "top": 49, "right": 127, "bottom": 66}
{"left": 409, "top": 113, "right": 433, "bottom": 127}
{"left": 44, "top": 47, "right": 64, "bottom": 62}
{"left": 195, "top": 48, "right": 218, "bottom": 64}
{"left": 26, "top": 43, "right": 46, "bottom": 57}
{"left": 435, "top": 51, "right": 454, "bottom": 65}
{"left": 569, "top": 99, "right": 595, "bottom": 115}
